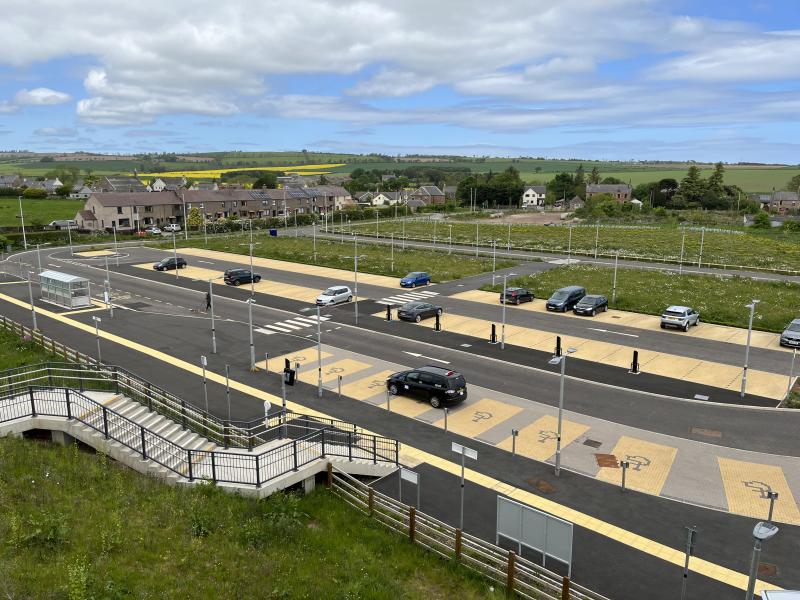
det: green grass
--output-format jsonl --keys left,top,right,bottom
{"left": 166, "top": 234, "right": 517, "bottom": 282}
{"left": 0, "top": 327, "right": 56, "bottom": 369}
{"left": 481, "top": 264, "right": 800, "bottom": 332}
{"left": 0, "top": 436, "right": 499, "bottom": 599}
{"left": 347, "top": 220, "right": 800, "bottom": 273}
{"left": 0, "top": 199, "right": 84, "bottom": 228}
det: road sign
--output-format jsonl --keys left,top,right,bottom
{"left": 451, "top": 442, "right": 478, "bottom": 460}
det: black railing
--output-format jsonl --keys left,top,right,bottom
{"left": 0, "top": 386, "right": 399, "bottom": 487}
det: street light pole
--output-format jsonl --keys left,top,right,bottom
{"left": 741, "top": 299, "right": 760, "bottom": 398}
{"left": 549, "top": 348, "right": 576, "bottom": 477}
{"left": 316, "top": 304, "right": 323, "bottom": 398}
{"left": 209, "top": 279, "right": 217, "bottom": 354}
{"left": 249, "top": 243, "right": 255, "bottom": 297}
{"left": 500, "top": 273, "right": 516, "bottom": 350}
{"left": 612, "top": 252, "right": 619, "bottom": 306}
{"left": 27, "top": 271, "right": 37, "bottom": 330}
{"left": 788, "top": 348, "right": 797, "bottom": 400}
{"left": 18, "top": 195, "right": 27, "bottom": 249}
{"left": 67, "top": 222, "right": 73, "bottom": 256}
{"left": 201, "top": 203, "right": 207, "bottom": 247}
{"left": 745, "top": 522, "right": 779, "bottom": 600}
{"left": 492, "top": 241, "right": 497, "bottom": 286}
{"left": 181, "top": 192, "right": 188, "bottom": 241}
{"left": 313, "top": 221, "right": 317, "bottom": 262}
{"left": 353, "top": 237, "right": 359, "bottom": 325}
{"left": 113, "top": 225, "right": 119, "bottom": 266}
{"left": 172, "top": 231, "right": 179, "bottom": 280}
{"left": 679, "top": 229, "right": 686, "bottom": 275}
{"left": 201, "top": 355, "right": 209, "bottom": 414}
{"left": 36, "top": 244, "right": 42, "bottom": 273}
{"left": 448, "top": 225, "right": 452, "bottom": 255}
{"left": 92, "top": 316, "right": 102, "bottom": 362}
{"left": 247, "top": 298, "right": 256, "bottom": 371}
{"left": 698, "top": 226, "right": 705, "bottom": 269}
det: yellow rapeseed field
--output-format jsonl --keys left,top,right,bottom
{"left": 135, "top": 163, "right": 346, "bottom": 179}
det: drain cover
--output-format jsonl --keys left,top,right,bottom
{"left": 758, "top": 563, "right": 778, "bottom": 577}
{"left": 595, "top": 454, "right": 619, "bottom": 468}
{"left": 583, "top": 439, "right": 602, "bottom": 448}
{"left": 525, "top": 478, "right": 555, "bottom": 494}
{"left": 691, "top": 427, "right": 722, "bottom": 438}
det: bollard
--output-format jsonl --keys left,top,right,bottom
{"left": 555, "top": 336, "right": 562, "bottom": 357}
{"left": 284, "top": 358, "right": 291, "bottom": 371}
{"left": 434, "top": 313, "right": 441, "bottom": 332}
{"left": 443, "top": 407, "right": 449, "bottom": 432}
{"left": 630, "top": 350, "right": 640, "bottom": 375}
{"left": 338, "top": 375, "right": 342, "bottom": 400}
{"left": 511, "top": 429, "right": 519, "bottom": 456}
{"left": 386, "top": 389, "right": 391, "bottom": 412}
{"left": 620, "top": 460, "right": 630, "bottom": 492}
{"left": 264, "top": 353, "right": 269, "bottom": 375}
{"left": 386, "top": 304, "right": 392, "bottom": 322}
{"left": 490, "top": 323, "right": 497, "bottom": 344}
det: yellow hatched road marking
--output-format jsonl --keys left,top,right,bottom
{"left": 340, "top": 369, "right": 395, "bottom": 401}
{"left": 432, "top": 398, "right": 522, "bottom": 438}
{"left": 298, "top": 358, "right": 371, "bottom": 384}
{"left": 497, "top": 415, "right": 589, "bottom": 461}
{"left": 0, "top": 288, "right": 781, "bottom": 595}
{"left": 718, "top": 458, "right": 800, "bottom": 525}
{"left": 596, "top": 436, "right": 677, "bottom": 495}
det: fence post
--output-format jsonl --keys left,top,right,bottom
{"left": 455, "top": 529, "right": 463, "bottom": 561}
{"left": 395, "top": 440, "right": 400, "bottom": 465}
{"left": 506, "top": 551, "right": 516, "bottom": 598}
{"left": 368, "top": 487, "right": 375, "bottom": 516}
{"left": 293, "top": 440, "right": 299, "bottom": 471}
{"left": 102, "top": 406, "right": 109, "bottom": 438}
{"left": 326, "top": 462, "right": 333, "bottom": 489}
{"left": 254, "top": 454, "right": 260, "bottom": 488}
{"left": 223, "top": 421, "right": 229, "bottom": 449}
{"left": 188, "top": 449, "right": 194, "bottom": 481}
{"left": 561, "top": 576, "right": 571, "bottom": 600}
{"left": 28, "top": 387, "right": 36, "bottom": 417}
{"left": 180, "top": 399, "right": 187, "bottom": 430}
{"left": 321, "top": 428, "right": 326, "bottom": 458}
{"left": 113, "top": 366, "right": 119, "bottom": 393}
{"left": 65, "top": 388, "right": 72, "bottom": 420}
{"left": 348, "top": 432, "right": 353, "bottom": 462}
{"left": 140, "top": 427, "right": 147, "bottom": 459}
{"left": 146, "top": 382, "right": 153, "bottom": 411}
{"left": 409, "top": 506, "right": 416, "bottom": 543}
{"left": 372, "top": 436, "right": 377, "bottom": 464}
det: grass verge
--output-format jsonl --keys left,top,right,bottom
{"left": 0, "top": 437, "right": 499, "bottom": 599}
{"left": 0, "top": 198, "right": 84, "bottom": 228}
{"left": 0, "top": 327, "right": 55, "bottom": 370}
{"left": 164, "top": 234, "right": 517, "bottom": 282}
{"left": 481, "top": 264, "right": 800, "bottom": 333}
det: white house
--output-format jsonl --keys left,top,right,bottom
{"left": 372, "top": 191, "right": 404, "bottom": 206}
{"left": 521, "top": 185, "right": 547, "bottom": 209}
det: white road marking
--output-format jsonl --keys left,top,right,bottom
{"left": 588, "top": 327, "right": 639, "bottom": 338}
{"left": 197, "top": 260, "right": 215, "bottom": 265}
{"left": 263, "top": 324, "right": 292, "bottom": 333}
{"left": 402, "top": 351, "right": 450, "bottom": 364}
{"left": 255, "top": 328, "right": 275, "bottom": 335}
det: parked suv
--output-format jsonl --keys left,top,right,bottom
{"left": 316, "top": 286, "right": 352, "bottom": 306}
{"left": 386, "top": 366, "right": 467, "bottom": 408}
{"left": 153, "top": 257, "right": 187, "bottom": 271}
{"left": 573, "top": 294, "right": 608, "bottom": 316}
{"left": 546, "top": 286, "right": 586, "bottom": 312}
{"left": 500, "top": 287, "right": 533, "bottom": 305}
{"left": 660, "top": 306, "right": 700, "bottom": 331}
{"left": 163, "top": 224, "right": 182, "bottom": 233}
{"left": 224, "top": 269, "right": 261, "bottom": 286}
{"left": 400, "top": 271, "right": 431, "bottom": 288}
{"left": 780, "top": 319, "right": 800, "bottom": 347}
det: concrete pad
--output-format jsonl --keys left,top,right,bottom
{"left": 339, "top": 369, "right": 395, "bottom": 401}
{"left": 75, "top": 249, "right": 116, "bottom": 257}
{"left": 298, "top": 358, "right": 371, "bottom": 384}
{"left": 379, "top": 395, "right": 433, "bottom": 419}
{"left": 431, "top": 398, "right": 523, "bottom": 438}
{"left": 596, "top": 436, "right": 677, "bottom": 496}
{"left": 257, "top": 347, "right": 332, "bottom": 373}
{"left": 718, "top": 457, "right": 800, "bottom": 525}
{"left": 497, "top": 415, "right": 589, "bottom": 461}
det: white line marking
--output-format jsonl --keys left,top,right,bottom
{"left": 197, "top": 260, "right": 215, "bottom": 265}
{"left": 284, "top": 319, "right": 312, "bottom": 328}
{"left": 588, "top": 327, "right": 639, "bottom": 338}
{"left": 255, "top": 328, "right": 275, "bottom": 335}
{"left": 402, "top": 351, "right": 450, "bottom": 364}
{"left": 276, "top": 322, "right": 303, "bottom": 330}
{"left": 263, "top": 324, "right": 292, "bottom": 332}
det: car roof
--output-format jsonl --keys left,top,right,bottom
{"left": 580, "top": 294, "right": 604, "bottom": 300}
{"left": 666, "top": 305, "right": 691, "bottom": 312}
{"left": 506, "top": 287, "right": 526, "bottom": 292}
{"left": 401, "top": 301, "right": 426, "bottom": 308}
{"left": 557, "top": 285, "right": 585, "bottom": 292}
{"left": 417, "top": 365, "right": 461, "bottom": 377}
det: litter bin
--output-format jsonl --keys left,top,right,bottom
{"left": 269, "top": 229, "right": 278, "bottom": 237}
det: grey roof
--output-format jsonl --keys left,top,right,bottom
{"left": 773, "top": 191, "right": 799, "bottom": 201}
{"left": 90, "top": 192, "right": 178, "bottom": 207}
{"left": 524, "top": 185, "right": 547, "bottom": 194}
{"left": 587, "top": 184, "right": 632, "bottom": 194}
{"left": 77, "top": 209, "right": 96, "bottom": 221}
{"left": 416, "top": 185, "right": 443, "bottom": 196}
{"left": 406, "top": 198, "right": 426, "bottom": 207}
{"left": 313, "top": 185, "right": 350, "bottom": 197}
{"left": 376, "top": 191, "right": 402, "bottom": 200}
{"left": 103, "top": 176, "right": 148, "bottom": 192}
{"left": 39, "top": 270, "right": 87, "bottom": 283}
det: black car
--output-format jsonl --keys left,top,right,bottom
{"left": 153, "top": 257, "right": 187, "bottom": 271}
{"left": 386, "top": 366, "right": 467, "bottom": 408}
{"left": 398, "top": 301, "right": 443, "bottom": 322}
{"left": 546, "top": 285, "right": 586, "bottom": 312}
{"left": 573, "top": 294, "right": 608, "bottom": 316}
{"left": 224, "top": 269, "right": 262, "bottom": 286}
{"left": 500, "top": 287, "right": 533, "bottom": 305}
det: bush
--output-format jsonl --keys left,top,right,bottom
{"left": 751, "top": 211, "right": 772, "bottom": 229}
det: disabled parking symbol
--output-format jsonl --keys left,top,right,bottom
{"left": 624, "top": 455, "right": 651, "bottom": 471}
{"left": 743, "top": 480, "right": 773, "bottom": 499}
{"left": 538, "top": 430, "right": 558, "bottom": 443}
{"left": 472, "top": 411, "right": 492, "bottom": 423}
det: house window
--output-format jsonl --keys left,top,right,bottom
{"left": 145, "top": 206, "right": 153, "bottom": 213}
{"left": 117, "top": 207, "right": 123, "bottom": 214}
{"left": 240, "top": 200, "right": 247, "bottom": 207}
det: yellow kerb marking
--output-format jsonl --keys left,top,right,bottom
{"left": 597, "top": 436, "right": 677, "bottom": 496}
{"left": 497, "top": 415, "right": 589, "bottom": 461}
{"left": 718, "top": 458, "right": 800, "bottom": 525}
{"left": 298, "top": 358, "right": 371, "bottom": 384}
{"left": 0, "top": 288, "right": 781, "bottom": 595}
{"left": 432, "top": 398, "right": 522, "bottom": 438}
{"left": 340, "top": 370, "right": 395, "bottom": 401}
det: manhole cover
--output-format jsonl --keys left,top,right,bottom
{"left": 611, "top": 315, "right": 621, "bottom": 319}
{"left": 122, "top": 302, "right": 151, "bottom": 310}
{"left": 758, "top": 563, "right": 778, "bottom": 577}
{"left": 690, "top": 427, "right": 722, "bottom": 438}
{"left": 583, "top": 439, "right": 602, "bottom": 448}
{"left": 595, "top": 454, "right": 619, "bottom": 468}
{"left": 525, "top": 478, "right": 555, "bottom": 494}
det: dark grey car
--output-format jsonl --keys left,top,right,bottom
{"left": 781, "top": 319, "right": 800, "bottom": 347}
{"left": 397, "top": 301, "right": 443, "bottom": 323}
{"left": 573, "top": 294, "right": 608, "bottom": 316}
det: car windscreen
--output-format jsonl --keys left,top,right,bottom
{"left": 404, "top": 272, "right": 421, "bottom": 278}
{"left": 549, "top": 291, "right": 569, "bottom": 301}
{"left": 788, "top": 323, "right": 800, "bottom": 332}
{"left": 664, "top": 310, "right": 685, "bottom": 317}
{"left": 322, "top": 288, "right": 336, "bottom": 296}
{"left": 401, "top": 302, "right": 424, "bottom": 309}
{"left": 448, "top": 374, "right": 466, "bottom": 388}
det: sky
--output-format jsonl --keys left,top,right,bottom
{"left": 0, "top": 0, "right": 799, "bottom": 163}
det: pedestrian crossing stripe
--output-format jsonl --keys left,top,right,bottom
{"left": 596, "top": 436, "right": 677, "bottom": 496}
{"left": 378, "top": 290, "right": 440, "bottom": 305}
{"left": 256, "top": 315, "right": 331, "bottom": 335}
{"left": 718, "top": 457, "right": 800, "bottom": 525}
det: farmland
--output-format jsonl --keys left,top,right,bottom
{"left": 136, "top": 163, "right": 346, "bottom": 178}
{"left": 481, "top": 264, "right": 800, "bottom": 333}
{"left": 344, "top": 219, "right": 800, "bottom": 273}
{"left": 0, "top": 198, "right": 83, "bottom": 228}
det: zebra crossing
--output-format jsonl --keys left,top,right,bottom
{"left": 378, "top": 289, "right": 440, "bottom": 306}
{"left": 255, "top": 314, "right": 331, "bottom": 335}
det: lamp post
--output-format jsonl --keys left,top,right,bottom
{"left": 612, "top": 251, "right": 619, "bottom": 306}
{"left": 548, "top": 347, "right": 577, "bottom": 477}
{"left": 788, "top": 348, "right": 797, "bottom": 399}
{"left": 678, "top": 229, "right": 686, "bottom": 275}
{"left": 313, "top": 220, "right": 317, "bottom": 262}
{"left": 172, "top": 230, "right": 179, "bottom": 280}
{"left": 181, "top": 192, "right": 188, "bottom": 241}
{"left": 201, "top": 355, "right": 209, "bottom": 414}
{"left": 36, "top": 244, "right": 42, "bottom": 273}
{"left": 745, "top": 522, "right": 779, "bottom": 600}
{"left": 500, "top": 272, "right": 516, "bottom": 349}
{"left": 92, "top": 316, "right": 102, "bottom": 362}
{"left": 67, "top": 222, "right": 74, "bottom": 256}
{"left": 492, "top": 241, "right": 497, "bottom": 286}
{"left": 27, "top": 271, "right": 37, "bottom": 330}
{"left": 741, "top": 299, "right": 760, "bottom": 398}
{"left": 201, "top": 203, "right": 208, "bottom": 247}
{"left": 249, "top": 243, "right": 255, "bottom": 297}
{"left": 113, "top": 225, "right": 119, "bottom": 266}
{"left": 316, "top": 304, "right": 323, "bottom": 397}
{"left": 17, "top": 195, "right": 27, "bottom": 249}
{"left": 448, "top": 224, "right": 453, "bottom": 255}
{"left": 209, "top": 279, "right": 217, "bottom": 354}
{"left": 247, "top": 298, "right": 256, "bottom": 371}
{"left": 697, "top": 226, "right": 705, "bottom": 269}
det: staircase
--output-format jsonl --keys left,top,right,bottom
{"left": 0, "top": 386, "right": 398, "bottom": 498}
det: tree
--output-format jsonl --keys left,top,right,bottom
{"left": 22, "top": 187, "right": 47, "bottom": 199}
{"left": 252, "top": 172, "right": 277, "bottom": 189}
{"left": 675, "top": 166, "right": 705, "bottom": 207}
{"left": 548, "top": 172, "right": 574, "bottom": 202}
{"left": 573, "top": 164, "right": 586, "bottom": 198}
{"left": 751, "top": 211, "right": 772, "bottom": 229}
{"left": 589, "top": 166, "right": 600, "bottom": 184}
{"left": 706, "top": 162, "right": 725, "bottom": 199}
{"left": 786, "top": 174, "right": 800, "bottom": 192}
{"left": 186, "top": 207, "right": 203, "bottom": 230}
{"left": 600, "top": 176, "right": 625, "bottom": 184}
{"left": 55, "top": 185, "right": 73, "bottom": 198}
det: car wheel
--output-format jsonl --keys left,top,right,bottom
{"left": 436, "top": 308, "right": 443, "bottom": 316}
{"left": 429, "top": 395, "right": 442, "bottom": 409}
{"left": 347, "top": 295, "right": 352, "bottom": 302}
{"left": 411, "top": 282, "right": 416, "bottom": 288}
{"left": 695, "top": 317, "right": 700, "bottom": 325}
{"left": 660, "top": 323, "right": 666, "bottom": 329}
{"left": 415, "top": 314, "right": 422, "bottom": 323}
{"left": 514, "top": 299, "right": 520, "bottom": 305}
{"left": 233, "top": 280, "right": 241, "bottom": 286}
{"left": 254, "top": 276, "right": 261, "bottom": 283}
{"left": 683, "top": 322, "right": 690, "bottom": 332}
{"left": 591, "top": 309, "right": 596, "bottom": 317}
{"left": 389, "top": 384, "right": 399, "bottom": 395}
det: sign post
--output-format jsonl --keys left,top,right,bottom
{"left": 452, "top": 442, "right": 478, "bottom": 530}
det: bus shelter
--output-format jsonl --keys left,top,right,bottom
{"left": 39, "top": 270, "right": 91, "bottom": 309}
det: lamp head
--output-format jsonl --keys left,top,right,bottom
{"left": 753, "top": 521, "right": 778, "bottom": 542}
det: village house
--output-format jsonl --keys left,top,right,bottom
{"left": 586, "top": 183, "right": 632, "bottom": 202}
{"left": 521, "top": 185, "right": 547, "bottom": 209}
{"left": 408, "top": 185, "right": 445, "bottom": 205}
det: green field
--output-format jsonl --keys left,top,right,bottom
{"left": 0, "top": 198, "right": 83, "bottom": 228}
{"left": 166, "top": 234, "right": 517, "bottom": 282}
{"left": 481, "top": 264, "right": 800, "bottom": 333}
{"left": 0, "top": 436, "right": 497, "bottom": 599}
{"left": 346, "top": 220, "right": 800, "bottom": 273}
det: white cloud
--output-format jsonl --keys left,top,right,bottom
{"left": 348, "top": 69, "right": 437, "bottom": 97}
{"left": 14, "top": 87, "right": 70, "bottom": 106}
{"left": 33, "top": 127, "right": 78, "bottom": 137}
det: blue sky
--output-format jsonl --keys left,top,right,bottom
{"left": 0, "top": 0, "right": 799, "bottom": 162}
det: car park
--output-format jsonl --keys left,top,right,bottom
{"left": 500, "top": 287, "right": 533, "bottom": 305}
{"left": 400, "top": 271, "right": 431, "bottom": 288}
{"left": 145, "top": 226, "right": 162, "bottom": 235}
{"left": 573, "top": 294, "right": 608, "bottom": 316}
{"left": 780, "top": 319, "right": 800, "bottom": 347}
{"left": 316, "top": 286, "right": 352, "bottom": 306}
{"left": 224, "top": 269, "right": 261, "bottom": 286}
{"left": 660, "top": 306, "right": 700, "bottom": 331}
{"left": 153, "top": 257, "right": 187, "bottom": 271}
{"left": 386, "top": 366, "right": 467, "bottom": 408}
{"left": 397, "top": 301, "right": 443, "bottom": 322}
{"left": 546, "top": 285, "right": 586, "bottom": 312}
{"left": 163, "top": 224, "right": 182, "bottom": 233}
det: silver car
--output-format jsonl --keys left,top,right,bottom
{"left": 316, "top": 286, "right": 352, "bottom": 306}
{"left": 780, "top": 319, "right": 800, "bottom": 347}
{"left": 660, "top": 305, "right": 700, "bottom": 332}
